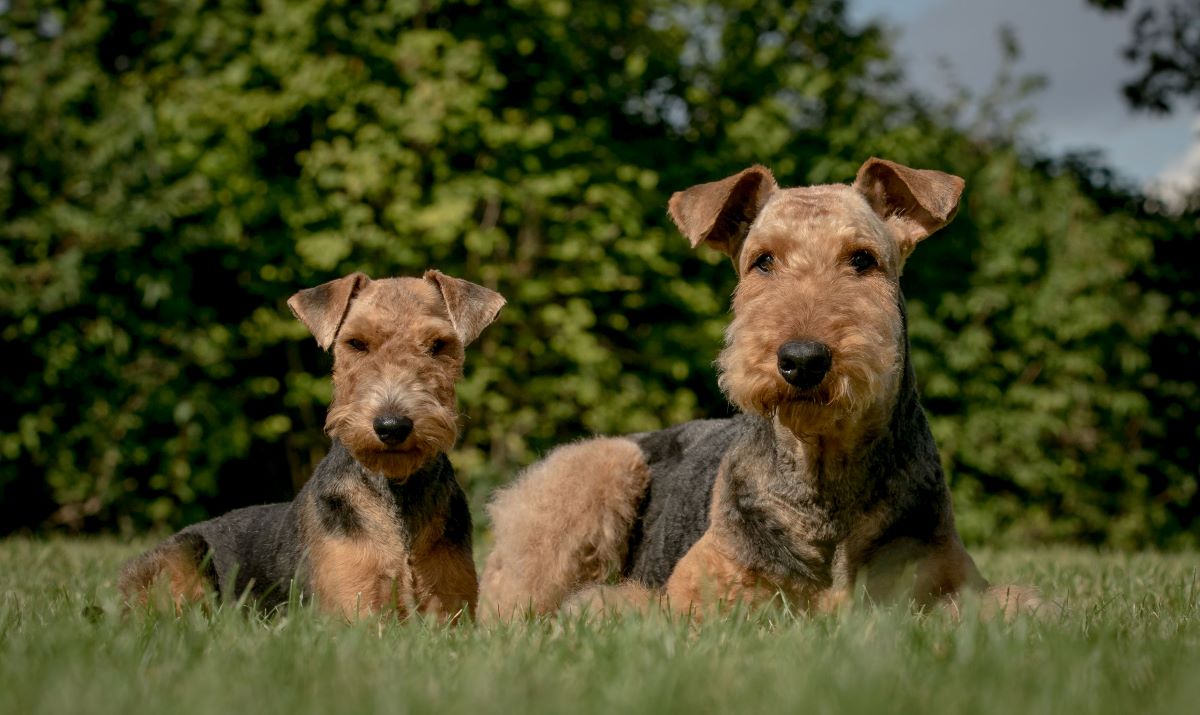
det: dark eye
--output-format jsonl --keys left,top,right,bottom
{"left": 429, "top": 339, "right": 447, "bottom": 356}
{"left": 752, "top": 253, "right": 775, "bottom": 274}
{"left": 849, "top": 250, "right": 878, "bottom": 273}
{"left": 346, "top": 338, "right": 368, "bottom": 352}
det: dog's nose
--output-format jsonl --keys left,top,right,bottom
{"left": 777, "top": 340, "right": 832, "bottom": 390}
{"left": 373, "top": 415, "right": 414, "bottom": 446}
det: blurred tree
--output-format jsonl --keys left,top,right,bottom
{"left": 1, "top": 0, "right": 1196, "bottom": 545}
{"left": 1088, "top": 0, "right": 1200, "bottom": 113}
{"left": 1085, "top": 0, "right": 1200, "bottom": 545}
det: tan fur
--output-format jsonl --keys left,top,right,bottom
{"left": 299, "top": 475, "right": 479, "bottom": 621}
{"left": 853, "top": 157, "right": 965, "bottom": 261}
{"left": 663, "top": 532, "right": 787, "bottom": 616}
{"left": 654, "top": 533, "right": 1031, "bottom": 620}
{"left": 118, "top": 540, "right": 211, "bottom": 614}
{"left": 120, "top": 271, "right": 500, "bottom": 618}
{"left": 563, "top": 582, "right": 661, "bottom": 619}
{"left": 665, "top": 165, "right": 1039, "bottom": 617}
{"left": 424, "top": 269, "right": 507, "bottom": 347}
{"left": 483, "top": 158, "right": 1044, "bottom": 621}
{"left": 309, "top": 537, "right": 410, "bottom": 618}
{"left": 667, "top": 165, "right": 778, "bottom": 254}
{"left": 288, "top": 273, "right": 369, "bottom": 350}
{"left": 478, "top": 438, "right": 652, "bottom": 622}
{"left": 410, "top": 542, "right": 480, "bottom": 622}
{"left": 300, "top": 272, "right": 498, "bottom": 619}
{"left": 324, "top": 278, "right": 464, "bottom": 479}
{"left": 718, "top": 188, "right": 904, "bottom": 438}
{"left": 306, "top": 533, "right": 479, "bottom": 622}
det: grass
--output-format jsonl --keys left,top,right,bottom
{"left": 1, "top": 538, "right": 1197, "bottom": 715}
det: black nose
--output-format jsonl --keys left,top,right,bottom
{"left": 777, "top": 340, "right": 832, "bottom": 389}
{"left": 373, "top": 415, "right": 414, "bottom": 446}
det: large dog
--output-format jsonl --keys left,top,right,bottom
{"left": 479, "top": 158, "right": 1042, "bottom": 620}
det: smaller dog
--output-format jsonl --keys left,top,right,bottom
{"left": 120, "top": 270, "right": 505, "bottom": 620}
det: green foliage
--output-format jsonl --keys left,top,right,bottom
{"left": 910, "top": 154, "right": 1179, "bottom": 547}
{"left": 1, "top": 0, "right": 1196, "bottom": 545}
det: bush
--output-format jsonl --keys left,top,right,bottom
{"left": 1, "top": 0, "right": 1195, "bottom": 545}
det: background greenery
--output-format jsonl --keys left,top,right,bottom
{"left": 2, "top": 0, "right": 1197, "bottom": 546}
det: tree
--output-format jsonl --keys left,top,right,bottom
{"left": 1089, "top": 0, "right": 1200, "bottom": 113}
{"left": 2, "top": 0, "right": 1195, "bottom": 545}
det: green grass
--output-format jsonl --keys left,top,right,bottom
{"left": 1, "top": 539, "right": 1197, "bottom": 715}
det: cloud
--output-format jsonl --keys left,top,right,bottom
{"left": 867, "top": 0, "right": 1193, "bottom": 185}
{"left": 1148, "top": 119, "right": 1200, "bottom": 208}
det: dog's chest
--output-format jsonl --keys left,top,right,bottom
{"left": 755, "top": 494, "right": 865, "bottom": 585}
{"left": 721, "top": 449, "right": 887, "bottom": 591}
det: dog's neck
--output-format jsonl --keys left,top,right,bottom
{"left": 323, "top": 439, "right": 458, "bottom": 552}
{"left": 766, "top": 341, "right": 929, "bottom": 498}
{"left": 716, "top": 301, "right": 947, "bottom": 583}
{"left": 765, "top": 296, "right": 929, "bottom": 485}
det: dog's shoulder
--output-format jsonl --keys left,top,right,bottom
{"left": 622, "top": 415, "right": 755, "bottom": 586}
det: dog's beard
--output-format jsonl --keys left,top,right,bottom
{"left": 718, "top": 346, "right": 898, "bottom": 438}
{"left": 325, "top": 398, "right": 459, "bottom": 480}
{"left": 773, "top": 390, "right": 852, "bottom": 436}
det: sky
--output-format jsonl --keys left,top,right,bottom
{"left": 847, "top": 0, "right": 1198, "bottom": 199}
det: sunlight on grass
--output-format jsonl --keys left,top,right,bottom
{"left": 1, "top": 539, "right": 1196, "bottom": 715}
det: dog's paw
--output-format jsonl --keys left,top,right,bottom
{"left": 562, "top": 582, "right": 661, "bottom": 621}
{"left": 980, "top": 584, "right": 1063, "bottom": 621}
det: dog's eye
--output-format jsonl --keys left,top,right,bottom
{"left": 429, "top": 339, "right": 447, "bottom": 356}
{"left": 849, "top": 250, "right": 878, "bottom": 273}
{"left": 752, "top": 253, "right": 775, "bottom": 274}
{"left": 346, "top": 338, "right": 368, "bottom": 353}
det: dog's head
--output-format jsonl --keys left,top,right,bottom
{"left": 289, "top": 270, "right": 505, "bottom": 478}
{"left": 670, "top": 158, "right": 963, "bottom": 436}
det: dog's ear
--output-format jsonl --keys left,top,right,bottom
{"left": 288, "top": 272, "right": 370, "bottom": 351}
{"left": 668, "top": 165, "right": 777, "bottom": 258}
{"left": 424, "top": 270, "right": 506, "bottom": 346}
{"left": 853, "top": 157, "right": 965, "bottom": 259}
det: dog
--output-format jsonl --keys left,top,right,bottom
{"left": 119, "top": 270, "right": 505, "bottom": 620}
{"left": 478, "top": 158, "right": 1042, "bottom": 620}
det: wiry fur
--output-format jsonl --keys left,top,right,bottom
{"left": 117, "top": 532, "right": 213, "bottom": 614}
{"left": 478, "top": 438, "right": 651, "bottom": 621}
{"left": 480, "top": 158, "right": 1046, "bottom": 620}
{"left": 120, "top": 271, "right": 503, "bottom": 620}
{"left": 718, "top": 189, "right": 903, "bottom": 437}
{"left": 323, "top": 278, "right": 466, "bottom": 477}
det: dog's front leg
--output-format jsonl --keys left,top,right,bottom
{"left": 411, "top": 540, "right": 478, "bottom": 623}
{"left": 913, "top": 541, "right": 1049, "bottom": 619}
{"left": 308, "top": 537, "right": 411, "bottom": 620}
{"left": 662, "top": 531, "right": 784, "bottom": 618}
{"left": 562, "top": 581, "right": 661, "bottom": 619}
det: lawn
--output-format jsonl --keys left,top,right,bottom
{"left": 0, "top": 538, "right": 1196, "bottom": 714}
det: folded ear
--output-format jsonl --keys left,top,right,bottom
{"left": 424, "top": 270, "right": 506, "bottom": 346}
{"left": 668, "top": 165, "right": 777, "bottom": 258}
{"left": 853, "top": 157, "right": 965, "bottom": 260}
{"left": 287, "top": 272, "right": 370, "bottom": 351}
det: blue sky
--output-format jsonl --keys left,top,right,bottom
{"left": 847, "top": 0, "right": 1198, "bottom": 197}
